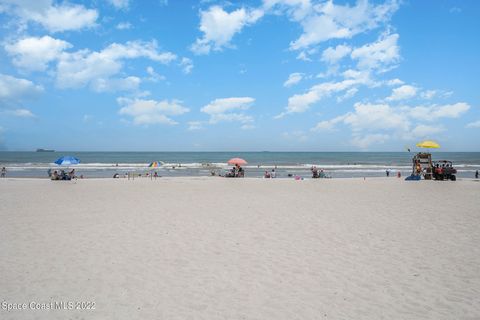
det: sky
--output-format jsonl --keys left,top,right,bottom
{"left": 0, "top": 0, "right": 479, "bottom": 151}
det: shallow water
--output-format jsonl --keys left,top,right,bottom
{"left": 1, "top": 151, "right": 479, "bottom": 179}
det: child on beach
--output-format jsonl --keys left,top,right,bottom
{"left": 1, "top": 167, "right": 5, "bottom": 178}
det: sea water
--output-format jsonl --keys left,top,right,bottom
{"left": 1, "top": 151, "right": 479, "bottom": 179}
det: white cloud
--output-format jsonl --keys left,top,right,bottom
{"left": 0, "top": 73, "right": 43, "bottom": 104}
{"left": 191, "top": 6, "right": 264, "bottom": 54}
{"left": 201, "top": 97, "right": 255, "bottom": 126}
{"left": 351, "top": 33, "right": 400, "bottom": 71}
{"left": 351, "top": 133, "right": 389, "bottom": 149}
{"left": 241, "top": 124, "right": 255, "bottom": 130}
{"left": 282, "top": 130, "right": 308, "bottom": 142}
{"left": 91, "top": 76, "right": 141, "bottom": 93}
{"left": 343, "top": 102, "right": 410, "bottom": 132}
{"left": 311, "top": 101, "right": 471, "bottom": 149}
{"left": 311, "top": 114, "right": 345, "bottom": 132}
{"left": 466, "top": 120, "right": 480, "bottom": 128}
{"left": 321, "top": 44, "right": 351, "bottom": 64}
{"left": 386, "top": 84, "right": 417, "bottom": 101}
{"left": 180, "top": 57, "right": 194, "bottom": 74}
{"left": 4, "top": 36, "right": 72, "bottom": 71}
{"left": 336, "top": 87, "right": 358, "bottom": 102}
{"left": 407, "top": 103, "right": 470, "bottom": 120}
{"left": 201, "top": 97, "right": 254, "bottom": 114}
{"left": 283, "top": 72, "right": 304, "bottom": 87}
{"left": 56, "top": 41, "right": 176, "bottom": 90}
{"left": 410, "top": 124, "right": 443, "bottom": 138}
{"left": 420, "top": 90, "right": 436, "bottom": 100}
{"left": 108, "top": 0, "right": 130, "bottom": 10}
{"left": 385, "top": 78, "right": 404, "bottom": 86}
{"left": 34, "top": 4, "right": 98, "bottom": 32}
{"left": 1, "top": 108, "right": 35, "bottom": 117}
{"left": 430, "top": 102, "right": 470, "bottom": 119}
{"left": 277, "top": 72, "right": 372, "bottom": 117}
{"left": 118, "top": 98, "right": 189, "bottom": 125}
{"left": 0, "top": 1, "right": 98, "bottom": 32}
{"left": 146, "top": 66, "right": 166, "bottom": 82}
{"left": 188, "top": 121, "right": 204, "bottom": 130}
{"left": 116, "top": 22, "right": 132, "bottom": 30}
{"left": 270, "top": 0, "right": 399, "bottom": 50}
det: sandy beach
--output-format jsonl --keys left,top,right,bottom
{"left": 1, "top": 177, "right": 480, "bottom": 319}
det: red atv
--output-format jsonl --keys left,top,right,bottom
{"left": 432, "top": 160, "right": 457, "bottom": 181}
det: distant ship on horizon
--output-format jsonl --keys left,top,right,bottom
{"left": 36, "top": 148, "right": 55, "bottom": 152}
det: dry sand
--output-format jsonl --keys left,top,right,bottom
{"left": 1, "top": 177, "right": 480, "bottom": 320}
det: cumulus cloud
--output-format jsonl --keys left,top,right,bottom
{"left": 0, "top": 0, "right": 98, "bottom": 32}
{"left": 201, "top": 97, "right": 255, "bottom": 127}
{"left": 265, "top": 0, "right": 399, "bottom": 50}
{"left": 406, "top": 103, "right": 470, "bottom": 121}
{"left": 351, "top": 133, "right": 389, "bottom": 149}
{"left": 187, "top": 121, "right": 204, "bottom": 131}
{"left": 466, "top": 120, "right": 480, "bottom": 128}
{"left": 277, "top": 70, "right": 373, "bottom": 117}
{"left": 108, "top": 0, "right": 130, "bottom": 10}
{"left": 55, "top": 40, "right": 176, "bottom": 90}
{"left": 283, "top": 72, "right": 304, "bottom": 87}
{"left": 146, "top": 66, "right": 166, "bottom": 82}
{"left": 4, "top": 35, "right": 187, "bottom": 93}
{"left": 0, "top": 73, "right": 43, "bottom": 105}
{"left": 420, "top": 90, "right": 436, "bottom": 100}
{"left": 311, "top": 101, "right": 471, "bottom": 148}
{"left": 282, "top": 130, "right": 308, "bottom": 142}
{"left": 116, "top": 22, "right": 132, "bottom": 30}
{"left": 386, "top": 84, "right": 417, "bottom": 101}
{"left": 351, "top": 33, "right": 400, "bottom": 71}
{"left": 118, "top": 98, "right": 189, "bottom": 125}
{"left": 191, "top": 6, "right": 263, "bottom": 54}
{"left": 321, "top": 44, "right": 351, "bottom": 64}
{"left": 180, "top": 57, "right": 194, "bottom": 74}
{"left": 410, "top": 124, "right": 444, "bottom": 138}
{"left": 0, "top": 108, "right": 35, "bottom": 118}
{"left": 4, "top": 36, "right": 72, "bottom": 71}
{"left": 91, "top": 76, "right": 141, "bottom": 93}
{"left": 385, "top": 78, "right": 404, "bottom": 86}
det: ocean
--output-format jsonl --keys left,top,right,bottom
{"left": 1, "top": 151, "right": 479, "bottom": 179}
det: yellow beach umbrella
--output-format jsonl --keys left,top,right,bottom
{"left": 416, "top": 140, "right": 440, "bottom": 149}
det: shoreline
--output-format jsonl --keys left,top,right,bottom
{"left": 1, "top": 176, "right": 480, "bottom": 181}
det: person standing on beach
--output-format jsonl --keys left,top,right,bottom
{"left": 1, "top": 167, "right": 6, "bottom": 178}
{"left": 386, "top": 169, "right": 390, "bottom": 177}
{"left": 476, "top": 170, "right": 479, "bottom": 179}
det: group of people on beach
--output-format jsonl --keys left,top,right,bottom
{"left": 49, "top": 169, "right": 76, "bottom": 180}
{"left": 225, "top": 164, "right": 245, "bottom": 178}
{"left": 264, "top": 169, "right": 276, "bottom": 178}
{"left": 311, "top": 166, "right": 326, "bottom": 179}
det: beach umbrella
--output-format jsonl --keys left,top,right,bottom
{"left": 54, "top": 156, "right": 80, "bottom": 165}
{"left": 227, "top": 158, "right": 247, "bottom": 165}
{"left": 147, "top": 161, "right": 164, "bottom": 179}
{"left": 416, "top": 140, "right": 440, "bottom": 149}
{"left": 148, "top": 161, "right": 164, "bottom": 168}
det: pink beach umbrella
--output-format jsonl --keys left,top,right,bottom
{"left": 227, "top": 158, "right": 247, "bottom": 166}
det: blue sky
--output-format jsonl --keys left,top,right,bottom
{"left": 0, "top": 0, "right": 479, "bottom": 151}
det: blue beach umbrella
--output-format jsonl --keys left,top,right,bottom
{"left": 54, "top": 156, "right": 80, "bottom": 166}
